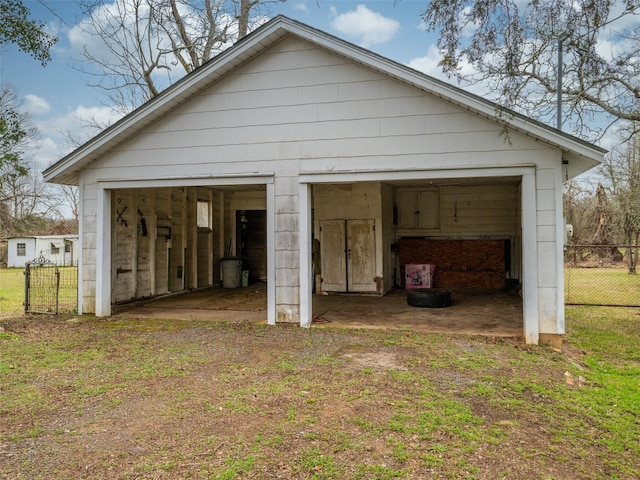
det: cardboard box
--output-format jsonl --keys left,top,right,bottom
{"left": 405, "top": 263, "right": 435, "bottom": 289}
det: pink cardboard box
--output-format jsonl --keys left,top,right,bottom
{"left": 405, "top": 263, "right": 435, "bottom": 289}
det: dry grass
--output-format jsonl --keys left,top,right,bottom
{"left": 1, "top": 309, "right": 638, "bottom": 479}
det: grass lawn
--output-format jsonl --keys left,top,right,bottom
{"left": 0, "top": 268, "right": 25, "bottom": 315}
{"left": 1, "top": 307, "right": 639, "bottom": 479}
{"left": 565, "top": 267, "right": 640, "bottom": 305}
{"left": 0, "top": 266, "right": 77, "bottom": 315}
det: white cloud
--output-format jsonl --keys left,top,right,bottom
{"left": 407, "top": 46, "right": 445, "bottom": 79}
{"left": 408, "top": 45, "right": 480, "bottom": 82}
{"left": 31, "top": 105, "right": 124, "bottom": 169}
{"left": 291, "top": 2, "right": 310, "bottom": 14}
{"left": 407, "top": 46, "right": 487, "bottom": 97}
{"left": 23, "top": 95, "right": 51, "bottom": 115}
{"left": 331, "top": 5, "right": 400, "bottom": 48}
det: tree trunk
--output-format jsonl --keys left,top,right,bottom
{"left": 237, "top": 0, "right": 253, "bottom": 39}
{"left": 627, "top": 233, "right": 639, "bottom": 274}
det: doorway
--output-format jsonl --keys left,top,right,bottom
{"left": 236, "top": 210, "right": 267, "bottom": 281}
{"left": 319, "top": 219, "right": 376, "bottom": 293}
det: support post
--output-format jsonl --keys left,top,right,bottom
{"left": 77, "top": 179, "right": 84, "bottom": 314}
{"left": 299, "top": 182, "right": 313, "bottom": 328}
{"left": 96, "top": 187, "right": 112, "bottom": 316}
{"left": 521, "top": 171, "right": 539, "bottom": 344}
{"left": 266, "top": 183, "right": 276, "bottom": 325}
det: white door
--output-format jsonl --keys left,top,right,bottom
{"left": 319, "top": 219, "right": 376, "bottom": 293}
{"left": 347, "top": 219, "right": 376, "bottom": 292}
{"left": 319, "top": 220, "right": 347, "bottom": 292}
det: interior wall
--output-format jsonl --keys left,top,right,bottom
{"left": 111, "top": 186, "right": 220, "bottom": 304}
{"left": 398, "top": 238, "right": 506, "bottom": 290}
{"left": 313, "top": 182, "right": 386, "bottom": 294}
{"left": 170, "top": 188, "right": 186, "bottom": 292}
{"left": 185, "top": 187, "right": 197, "bottom": 290}
{"left": 196, "top": 189, "right": 214, "bottom": 287}
{"left": 135, "top": 192, "right": 154, "bottom": 298}
{"left": 112, "top": 190, "right": 136, "bottom": 303}
{"left": 394, "top": 183, "right": 521, "bottom": 285}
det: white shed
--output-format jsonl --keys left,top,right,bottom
{"left": 43, "top": 16, "right": 605, "bottom": 344}
{"left": 7, "top": 235, "right": 79, "bottom": 268}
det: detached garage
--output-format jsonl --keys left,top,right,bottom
{"left": 43, "top": 16, "right": 605, "bottom": 344}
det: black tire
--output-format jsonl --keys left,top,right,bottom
{"left": 407, "top": 288, "right": 452, "bottom": 308}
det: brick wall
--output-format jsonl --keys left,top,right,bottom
{"left": 398, "top": 239, "right": 505, "bottom": 290}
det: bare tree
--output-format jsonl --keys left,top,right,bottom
{"left": 58, "top": 185, "right": 80, "bottom": 226}
{"left": 422, "top": 0, "right": 640, "bottom": 140}
{"left": 599, "top": 136, "right": 640, "bottom": 273}
{"left": 0, "top": 161, "right": 63, "bottom": 236}
{"left": 563, "top": 179, "right": 598, "bottom": 245}
{"left": 75, "top": 0, "right": 282, "bottom": 112}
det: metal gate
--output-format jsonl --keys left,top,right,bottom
{"left": 24, "top": 255, "right": 78, "bottom": 314}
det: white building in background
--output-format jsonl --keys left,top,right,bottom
{"left": 7, "top": 236, "right": 79, "bottom": 268}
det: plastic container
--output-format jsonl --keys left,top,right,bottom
{"left": 405, "top": 263, "right": 436, "bottom": 289}
{"left": 241, "top": 270, "right": 249, "bottom": 287}
{"left": 220, "top": 257, "right": 242, "bottom": 288}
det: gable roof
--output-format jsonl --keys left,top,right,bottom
{"left": 43, "top": 15, "right": 606, "bottom": 185}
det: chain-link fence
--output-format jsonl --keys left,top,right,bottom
{"left": 564, "top": 245, "right": 640, "bottom": 306}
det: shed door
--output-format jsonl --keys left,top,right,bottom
{"left": 319, "top": 219, "right": 376, "bottom": 293}
{"left": 347, "top": 219, "right": 376, "bottom": 292}
{"left": 319, "top": 220, "right": 347, "bottom": 292}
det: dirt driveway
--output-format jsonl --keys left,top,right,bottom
{"left": 0, "top": 314, "right": 629, "bottom": 479}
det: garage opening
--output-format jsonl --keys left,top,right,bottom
{"left": 312, "top": 178, "right": 521, "bottom": 293}
{"left": 308, "top": 177, "right": 523, "bottom": 331}
{"left": 110, "top": 184, "right": 268, "bottom": 309}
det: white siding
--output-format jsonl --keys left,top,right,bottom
{"left": 84, "top": 38, "right": 551, "bottom": 182}
{"left": 7, "top": 238, "right": 35, "bottom": 268}
{"left": 7, "top": 237, "right": 79, "bottom": 268}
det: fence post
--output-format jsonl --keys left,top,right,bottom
{"left": 23, "top": 265, "right": 30, "bottom": 313}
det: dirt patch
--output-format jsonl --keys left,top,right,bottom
{"left": 341, "top": 351, "right": 409, "bottom": 372}
{"left": 136, "top": 284, "right": 268, "bottom": 311}
{"left": 0, "top": 315, "right": 635, "bottom": 479}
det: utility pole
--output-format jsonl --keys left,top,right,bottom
{"left": 557, "top": 38, "right": 563, "bottom": 130}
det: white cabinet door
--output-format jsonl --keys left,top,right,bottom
{"left": 319, "top": 219, "right": 376, "bottom": 293}
{"left": 320, "top": 220, "right": 347, "bottom": 292}
{"left": 396, "top": 190, "right": 418, "bottom": 228}
{"left": 396, "top": 189, "right": 440, "bottom": 229}
{"left": 417, "top": 190, "right": 440, "bottom": 229}
{"left": 347, "top": 219, "right": 376, "bottom": 292}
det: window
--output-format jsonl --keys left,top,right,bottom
{"left": 65, "top": 243, "right": 71, "bottom": 253}
{"left": 17, "top": 243, "right": 26, "bottom": 256}
{"left": 51, "top": 244, "right": 60, "bottom": 254}
{"left": 197, "top": 201, "right": 210, "bottom": 229}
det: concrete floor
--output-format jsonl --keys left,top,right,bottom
{"left": 115, "top": 283, "right": 523, "bottom": 338}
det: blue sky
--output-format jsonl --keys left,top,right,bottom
{"left": 0, "top": 1, "right": 455, "bottom": 169}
